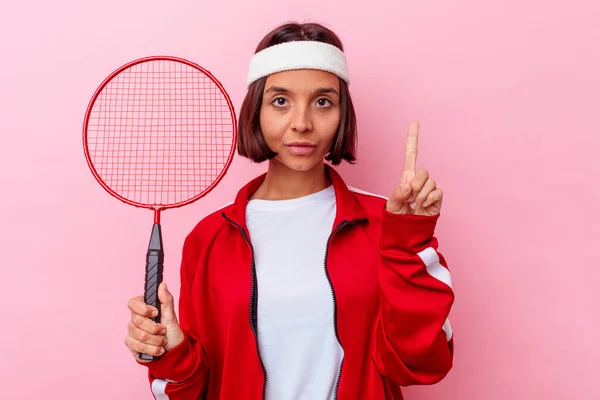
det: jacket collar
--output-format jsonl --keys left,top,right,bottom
{"left": 222, "top": 164, "right": 368, "bottom": 231}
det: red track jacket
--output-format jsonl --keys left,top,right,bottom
{"left": 140, "top": 165, "right": 454, "bottom": 399}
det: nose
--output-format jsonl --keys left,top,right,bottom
{"left": 290, "top": 104, "right": 313, "bottom": 133}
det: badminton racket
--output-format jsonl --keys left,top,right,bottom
{"left": 82, "top": 55, "right": 237, "bottom": 360}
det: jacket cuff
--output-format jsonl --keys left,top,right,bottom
{"left": 380, "top": 207, "right": 439, "bottom": 253}
{"left": 137, "top": 335, "right": 198, "bottom": 383}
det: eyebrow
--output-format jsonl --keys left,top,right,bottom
{"left": 264, "top": 86, "right": 339, "bottom": 96}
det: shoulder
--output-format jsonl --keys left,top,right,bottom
{"left": 183, "top": 201, "right": 234, "bottom": 249}
{"left": 346, "top": 185, "right": 388, "bottom": 220}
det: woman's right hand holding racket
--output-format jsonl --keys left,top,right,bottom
{"left": 125, "top": 282, "right": 184, "bottom": 362}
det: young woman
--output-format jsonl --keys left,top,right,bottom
{"left": 125, "top": 22, "right": 454, "bottom": 400}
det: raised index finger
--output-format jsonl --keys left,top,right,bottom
{"left": 401, "top": 121, "right": 420, "bottom": 183}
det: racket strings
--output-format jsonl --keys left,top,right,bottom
{"left": 86, "top": 59, "right": 234, "bottom": 206}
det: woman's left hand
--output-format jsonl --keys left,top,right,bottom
{"left": 385, "top": 121, "right": 443, "bottom": 216}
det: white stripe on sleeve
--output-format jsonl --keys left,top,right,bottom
{"left": 417, "top": 247, "right": 453, "bottom": 341}
{"left": 151, "top": 379, "right": 173, "bottom": 400}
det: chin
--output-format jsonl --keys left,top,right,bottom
{"left": 275, "top": 155, "right": 324, "bottom": 173}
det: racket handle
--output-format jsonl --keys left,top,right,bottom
{"left": 140, "top": 223, "right": 164, "bottom": 362}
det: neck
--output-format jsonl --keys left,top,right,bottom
{"left": 250, "top": 160, "right": 331, "bottom": 201}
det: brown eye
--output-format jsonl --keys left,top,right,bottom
{"left": 272, "top": 97, "right": 288, "bottom": 107}
{"left": 316, "top": 98, "right": 332, "bottom": 107}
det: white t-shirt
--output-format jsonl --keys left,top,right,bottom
{"left": 246, "top": 184, "right": 343, "bottom": 400}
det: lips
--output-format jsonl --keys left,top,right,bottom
{"left": 285, "top": 142, "right": 317, "bottom": 156}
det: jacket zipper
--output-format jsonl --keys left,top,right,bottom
{"left": 222, "top": 213, "right": 268, "bottom": 400}
{"left": 224, "top": 212, "right": 367, "bottom": 400}
{"left": 324, "top": 218, "right": 368, "bottom": 400}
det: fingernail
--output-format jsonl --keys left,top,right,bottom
{"left": 160, "top": 328, "right": 166, "bottom": 335}
{"left": 151, "top": 310, "right": 158, "bottom": 317}
{"left": 407, "top": 195, "right": 414, "bottom": 202}
{"left": 160, "top": 348, "right": 165, "bottom": 354}
{"left": 410, "top": 202, "right": 417, "bottom": 209}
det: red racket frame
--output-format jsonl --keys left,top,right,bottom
{"left": 82, "top": 55, "right": 238, "bottom": 224}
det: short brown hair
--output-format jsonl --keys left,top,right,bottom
{"left": 237, "top": 22, "right": 357, "bottom": 165}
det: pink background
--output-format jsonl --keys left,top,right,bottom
{"left": 2, "top": 0, "right": 598, "bottom": 398}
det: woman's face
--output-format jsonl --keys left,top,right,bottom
{"left": 259, "top": 69, "right": 341, "bottom": 172}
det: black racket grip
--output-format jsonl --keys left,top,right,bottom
{"left": 139, "top": 223, "right": 164, "bottom": 362}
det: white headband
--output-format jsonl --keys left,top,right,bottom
{"left": 245, "top": 41, "right": 350, "bottom": 88}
